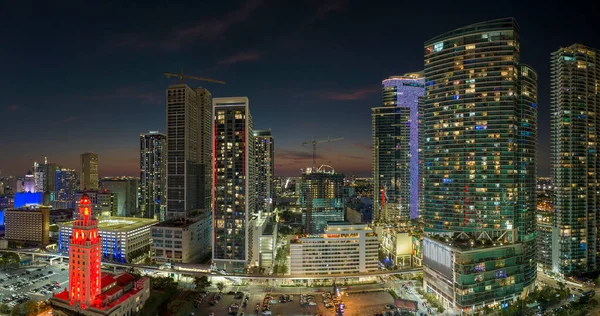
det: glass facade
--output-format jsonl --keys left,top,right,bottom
{"left": 254, "top": 130, "right": 274, "bottom": 215}
{"left": 551, "top": 44, "right": 600, "bottom": 275}
{"left": 140, "top": 131, "right": 166, "bottom": 220}
{"left": 301, "top": 170, "right": 344, "bottom": 234}
{"left": 422, "top": 18, "right": 537, "bottom": 311}
{"left": 372, "top": 74, "right": 425, "bottom": 222}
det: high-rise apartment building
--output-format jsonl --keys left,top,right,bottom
{"left": 301, "top": 167, "right": 344, "bottom": 234}
{"left": 212, "top": 97, "right": 255, "bottom": 272}
{"left": 372, "top": 73, "right": 425, "bottom": 223}
{"left": 421, "top": 18, "right": 537, "bottom": 312}
{"left": 140, "top": 131, "right": 166, "bottom": 220}
{"left": 55, "top": 168, "right": 80, "bottom": 201}
{"left": 551, "top": 44, "right": 600, "bottom": 275}
{"left": 254, "top": 130, "right": 274, "bottom": 215}
{"left": 81, "top": 152, "right": 99, "bottom": 190}
{"left": 102, "top": 177, "right": 139, "bottom": 217}
{"left": 196, "top": 88, "right": 213, "bottom": 212}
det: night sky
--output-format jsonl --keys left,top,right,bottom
{"left": 1, "top": 0, "right": 598, "bottom": 177}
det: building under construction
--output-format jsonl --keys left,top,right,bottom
{"left": 301, "top": 166, "right": 344, "bottom": 234}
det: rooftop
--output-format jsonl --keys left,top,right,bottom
{"left": 60, "top": 216, "right": 158, "bottom": 232}
{"left": 263, "top": 221, "right": 275, "bottom": 235}
{"left": 154, "top": 213, "right": 210, "bottom": 228}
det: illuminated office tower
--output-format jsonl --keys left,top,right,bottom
{"left": 80, "top": 152, "right": 99, "bottom": 190}
{"left": 34, "top": 161, "right": 43, "bottom": 193}
{"left": 254, "top": 130, "right": 274, "bottom": 215}
{"left": 212, "top": 97, "right": 255, "bottom": 272}
{"left": 55, "top": 168, "right": 79, "bottom": 201}
{"left": 140, "top": 131, "right": 166, "bottom": 220}
{"left": 421, "top": 18, "right": 537, "bottom": 312}
{"left": 551, "top": 44, "right": 600, "bottom": 275}
{"left": 372, "top": 73, "right": 424, "bottom": 223}
{"left": 301, "top": 167, "right": 344, "bottom": 234}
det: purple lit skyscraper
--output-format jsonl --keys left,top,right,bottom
{"left": 372, "top": 72, "right": 424, "bottom": 223}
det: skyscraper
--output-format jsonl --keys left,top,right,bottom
{"left": 212, "top": 97, "right": 255, "bottom": 272}
{"left": 301, "top": 167, "right": 344, "bottom": 234}
{"left": 140, "top": 131, "right": 166, "bottom": 220}
{"left": 55, "top": 168, "right": 79, "bottom": 201}
{"left": 254, "top": 130, "right": 274, "bottom": 215}
{"left": 101, "top": 177, "right": 139, "bottom": 217}
{"left": 196, "top": 88, "right": 213, "bottom": 212}
{"left": 551, "top": 44, "right": 600, "bottom": 275}
{"left": 421, "top": 18, "right": 537, "bottom": 312}
{"left": 80, "top": 152, "right": 99, "bottom": 190}
{"left": 372, "top": 73, "right": 424, "bottom": 223}
{"left": 165, "top": 84, "right": 206, "bottom": 219}
{"left": 24, "top": 170, "right": 35, "bottom": 193}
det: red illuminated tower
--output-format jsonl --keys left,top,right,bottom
{"left": 68, "top": 193, "right": 101, "bottom": 309}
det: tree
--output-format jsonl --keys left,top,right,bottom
{"left": 2, "top": 253, "right": 20, "bottom": 269}
{"left": 10, "top": 305, "right": 21, "bottom": 316}
{"left": 0, "top": 304, "right": 10, "bottom": 314}
{"left": 194, "top": 276, "right": 211, "bottom": 292}
{"left": 23, "top": 300, "right": 38, "bottom": 316}
{"left": 150, "top": 276, "right": 177, "bottom": 293}
{"left": 216, "top": 282, "right": 225, "bottom": 293}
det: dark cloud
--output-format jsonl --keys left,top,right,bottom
{"left": 315, "top": 86, "right": 379, "bottom": 101}
{"left": 79, "top": 86, "right": 163, "bottom": 105}
{"left": 7, "top": 105, "right": 19, "bottom": 111}
{"left": 353, "top": 142, "right": 371, "bottom": 151}
{"left": 277, "top": 149, "right": 324, "bottom": 161}
{"left": 217, "top": 51, "right": 262, "bottom": 66}
{"left": 113, "top": 0, "right": 264, "bottom": 51}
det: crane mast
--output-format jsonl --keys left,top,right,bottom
{"left": 302, "top": 136, "right": 343, "bottom": 171}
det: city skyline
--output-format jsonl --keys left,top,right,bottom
{"left": 0, "top": 1, "right": 598, "bottom": 178}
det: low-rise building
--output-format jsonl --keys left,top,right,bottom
{"left": 51, "top": 272, "right": 150, "bottom": 316}
{"left": 4, "top": 206, "right": 50, "bottom": 245}
{"left": 290, "top": 222, "right": 378, "bottom": 275}
{"left": 374, "top": 227, "right": 414, "bottom": 268}
{"left": 151, "top": 211, "right": 211, "bottom": 263}
{"left": 58, "top": 217, "right": 157, "bottom": 263}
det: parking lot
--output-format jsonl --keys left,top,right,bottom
{"left": 0, "top": 262, "right": 70, "bottom": 308}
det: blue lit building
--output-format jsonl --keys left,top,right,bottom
{"left": 301, "top": 167, "right": 345, "bottom": 234}
{"left": 13, "top": 192, "right": 43, "bottom": 208}
{"left": 372, "top": 72, "right": 424, "bottom": 223}
{"left": 55, "top": 168, "right": 79, "bottom": 201}
{"left": 58, "top": 217, "right": 157, "bottom": 263}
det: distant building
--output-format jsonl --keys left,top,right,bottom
{"left": 254, "top": 130, "right": 274, "bottom": 215}
{"left": 372, "top": 73, "right": 424, "bottom": 222}
{"left": 24, "top": 170, "right": 35, "bottom": 193}
{"left": 212, "top": 97, "right": 255, "bottom": 272}
{"left": 73, "top": 190, "right": 118, "bottom": 217}
{"left": 51, "top": 194, "right": 150, "bottom": 315}
{"left": 55, "top": 168, "right": 79, "bottom": 201}
{"left": 58, "top": 216, "right": 157, "bottom": 263}
{"left": 101, "top": 177, "right": 139, "bottom": 217}
{"left": 139, "top": 131, "right": 166, "bottom": 220}
{"left": 4, "top": 206, "right": 50, "bottom": 245}
{"left": 301, "top": 167, "right": 344, "bottom": 234}
{"left": 81, "top": 152, "right": 99, "bottom": 190}
{"left": 151, "top": 212, "right": 212, "bottom": 263}
{"left": 290, "top": 222, "right": 378, "bottom": 275}
{"left": 551, "top": 43, "right": 600, "bottom": 275}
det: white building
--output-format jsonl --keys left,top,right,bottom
{"left": 374, "top": 227, "right": 414, "bottom": 268}
{"left": 58, "top": 216, "right": 157, "bottom": 263}
{"left": 151, "top": 212, "right": 212, "bottom": 263}
{"left": 290, "top": 222, "right": 379, "bottom": 275}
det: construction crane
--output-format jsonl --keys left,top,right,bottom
{"left": 164, "top": 68, "right": 226, "bottom": 85}
{"left": 302, "top": 137, "right": 343, "bottom": 171}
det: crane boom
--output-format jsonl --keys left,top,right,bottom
{"left": 164, "top": 68, "right": 226, "bottom": 84}
{"left": 302, "top": 137, "right": 343, "bottom": 171}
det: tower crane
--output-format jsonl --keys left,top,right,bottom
{"left": 164, "top": 68, "right": 226, "bottom": 85}
{"left": 302, "top": 137, "right": 343, "bottom": 171}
